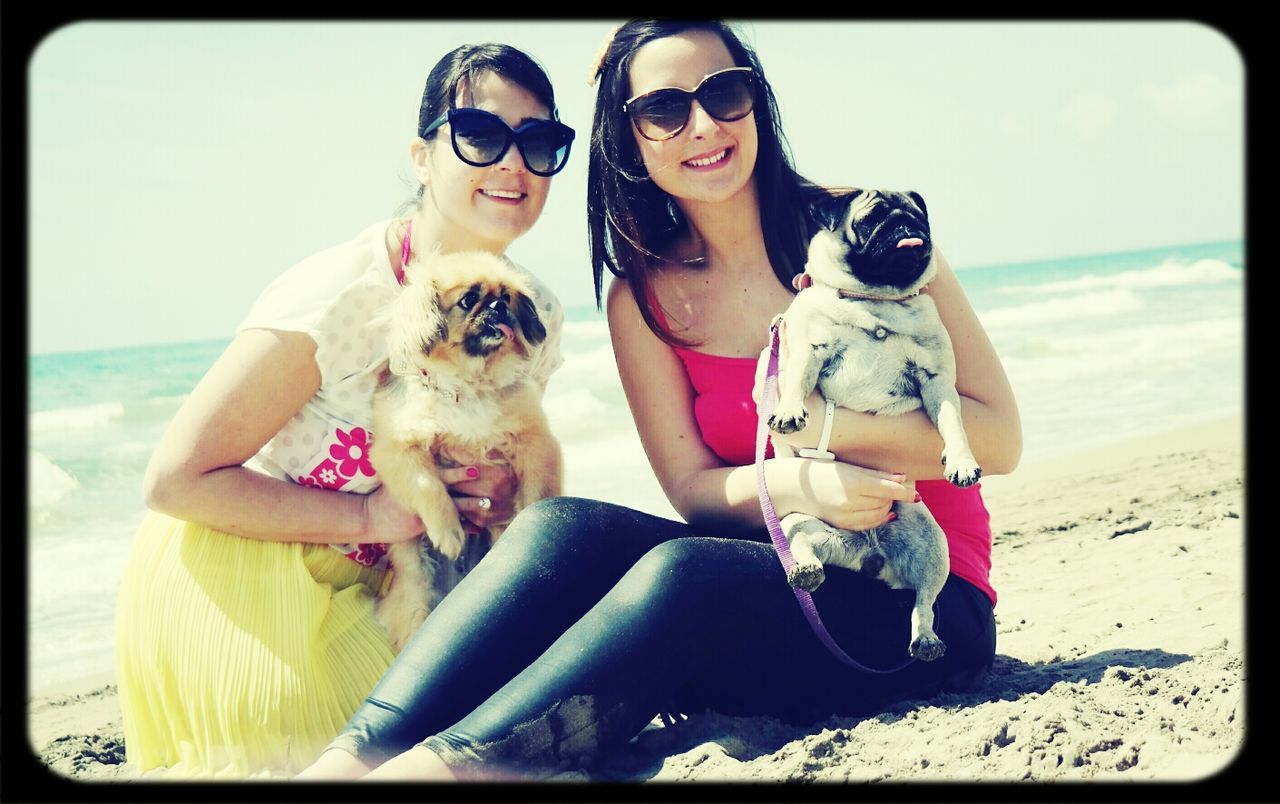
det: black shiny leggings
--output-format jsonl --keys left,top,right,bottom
{"left": 327, "top": 497, "right": 996, "bottom": 779}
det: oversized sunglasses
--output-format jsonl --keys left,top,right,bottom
{"left": 421, "top": 108, "right": 576, "bottom": 177}
{"left": 623, "top": 66, "right": 756, "bottom": 142}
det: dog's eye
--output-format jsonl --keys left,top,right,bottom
{"left": 873, "top": 327, "right": 889, "bottom": 340}
{"left": 458, "top": 291, "right": 480, "bottom": 310}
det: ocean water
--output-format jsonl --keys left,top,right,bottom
{"left": 27, "top": 239, "right": 1244, "bottom": 691}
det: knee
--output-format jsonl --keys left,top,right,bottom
{"left": 612, "top": 538, "right": 723, "bottom": 604}
{"left": 513, "top": 495, "right": 608, "bottom": 527}
{"left": 494, "top": 496, "right": 619, "bottom": 563}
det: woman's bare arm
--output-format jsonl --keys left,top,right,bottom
{"left": 142, "top": 328, "right": 423, "bottom": 544}
{"left": 607, "top": 279, "right": 914, "bottom": 534}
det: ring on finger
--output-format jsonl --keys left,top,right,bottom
{"left": 477, "top": 497, "right": 491, "bottom": 510}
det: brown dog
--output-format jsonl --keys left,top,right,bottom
{"left": 370, "top": 250, "right": 563, "bottom": 650}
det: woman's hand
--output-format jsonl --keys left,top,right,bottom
{"left": 360, "top": 460, "right": 519, "bottom": 543}
{"left": 439, "top": 462, "right": 519, "bottom": 534}
{"left": 770, "top": 457, "right": 917, "bottom": 532}
{"left": 360, "top": 486, "right": 426, "bottom": 544}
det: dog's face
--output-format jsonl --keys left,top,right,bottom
{"left": 806, "top": 189, "right": 936, "bottom": 296}
{"left": 386, "top": 251, "right": 547, "bottom": 387}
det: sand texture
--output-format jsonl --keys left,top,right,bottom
{"left": 27, "top": 418, "right": 1246, "bottom": 784}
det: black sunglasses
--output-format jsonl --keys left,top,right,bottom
{"left": 623, "top": 67, "right": 756, "bottom": 142}
{"left": 421, "top": 108, "right": 576, "bottom": 177}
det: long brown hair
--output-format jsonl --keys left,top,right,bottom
{"left": 586, "top": 19, "right": 849, "bottom": 346}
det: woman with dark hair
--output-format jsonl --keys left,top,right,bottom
{"left": 587, "top": 20, "right": 844, "bottom": 338}
{"left": 297, "top": 19, "right": 1020, "bottom": 783}
{"left": 114, "top": 42, "right": 574, "bottom": 779}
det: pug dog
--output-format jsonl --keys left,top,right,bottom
{"left": 765, "top": 189, "right": 979, "bottom": 662}
{"left": 370, "top": 250, "right": 564, "bottom": 651}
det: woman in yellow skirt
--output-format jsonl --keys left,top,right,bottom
{"left": 113, "top": 41, "right": 572, "bottom": 779}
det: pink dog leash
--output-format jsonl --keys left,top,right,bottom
{"left": 755, "top": 322, "right": 915, "bottom": 674}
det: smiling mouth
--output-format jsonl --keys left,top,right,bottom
{"left": 683, "top": 148, "right": 731, "bottom": 168}
{"left": 480, "top": 189, "right": 525, "bottom": 201}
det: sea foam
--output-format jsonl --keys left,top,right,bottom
{"left": 29, "top": 451, "right": 79, "bottom": 509}
{"left": 1000, "top": 258, "right": 1241, "bottom": 295}
{"left": 978, "top": 289, "right": 1145, "bottom": 330}
{"left": 1001, "top": 316, "right": 1243, "bottom": 384}
{"left": 30, "top": 402, "right": 125, "bottom": 434}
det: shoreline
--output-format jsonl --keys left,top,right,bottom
{"left": 27, "top": 414, "right": 1246, "bottom": 781}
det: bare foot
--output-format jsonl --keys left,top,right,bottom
{"left": 359, "top": 745, "right": 456, "bottom": 781}
{"left": 293, "top": 747, "right": 373, "bottom": 780}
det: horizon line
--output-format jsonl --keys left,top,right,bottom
{"left": 30, "top": 235, "right": 1243, "bottom": 358}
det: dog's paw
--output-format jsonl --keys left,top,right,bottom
{"left": 429, "top": 523, "right": 468, "bottom": 561}
{"left": 942, "top": 454, "right": 982, "bottom": 487}
{"left": 768, "top": 406, "right": 809, "bottom": 435}
{"left": 909, "top": 633, "right": 947, "bottom": 662}
{"left": 787, "top": 561, "right": 826, "bottom": 592}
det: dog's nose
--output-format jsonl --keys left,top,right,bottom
{"left": 861, "top": 553, "right": 885, "bottom": 577}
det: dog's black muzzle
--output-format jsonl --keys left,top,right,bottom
{"left": 850, "top": 212, "right": 932, "bottom": 289}
{"left": 463, "top": 301, "right": 515, "bottom": 357}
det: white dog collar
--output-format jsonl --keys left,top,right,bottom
{"left": 797, "top": 398, "right": 836, "bottom": 461}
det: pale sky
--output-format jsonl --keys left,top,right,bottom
{"left": 28, "top": 20, "right": 1243, "bottom": 355}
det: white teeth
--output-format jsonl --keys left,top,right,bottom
{"left": 686, "top": 149, "right": 728, "bottom": 167}
{"left": 482, "top": 189, "right": 523, "bottom": 199}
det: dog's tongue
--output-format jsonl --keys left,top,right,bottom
{"left": 496, "top": 323, "right": 515, "bottom": 342}
{"left": 897, "top": 237, "right": 925, "bottom": 248}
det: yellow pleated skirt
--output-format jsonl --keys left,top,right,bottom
{"left": 114, "top": 510, "right": 396, "bottom": 779}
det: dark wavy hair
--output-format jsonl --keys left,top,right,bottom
{"left": 586, "top": 19, "right": 849, "bottom": 346}
{"left": 414, "top": 43, "right": 560, "bottom": 201}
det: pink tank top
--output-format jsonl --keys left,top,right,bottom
{"left": 657, "top": 305, "right": 997, "bottom": 606}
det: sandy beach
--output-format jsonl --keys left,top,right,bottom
{"left": 25, "top": 415, "right": 1246, "bottom": 784}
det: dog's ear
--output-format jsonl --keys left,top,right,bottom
{"left": 372, "top": 301, "right": 413, "bottom": 376}
{"left": 514, "top": 294, "right": 548, "bottom": 346}
{"left": 907, "top": 191, "right": 927, "bottom": 218}
{"left": 810, "top": 188, "right": 861, "bottom": 232}
{"left": 840, "top": 190, "right": 869, "bottom": 245}
{"left": 423, "top": 288, "right": 451, "bottom": 350}
{"left": 387, "top": 283, "right": 450, "bottom": 375}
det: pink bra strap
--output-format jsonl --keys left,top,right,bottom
{"left": 642, "top": 280, "right": 672, "bottom": 331}
{"left": 396, "top": 219, "right": 413, "bottom": 285}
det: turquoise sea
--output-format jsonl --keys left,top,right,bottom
{"left": 27, "top": 239, "right": 1244, "bottom": 691}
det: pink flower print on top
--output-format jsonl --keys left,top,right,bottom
{"left": 350, "top": 542, "right": 389, "bottom": 568}
{"left": 331, "top": 427, "right": 376, "bottom": 479}
{"left": 297, "top": 475, "right": 319, "bottom": 488}
{"left": 307, "top": 458, "right": 350, "bottom": 491}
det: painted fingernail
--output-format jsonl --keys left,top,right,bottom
{"left": 914, "top": 493, "right": 922, "bottom": 503}
{"left": 887, "top": 512, "right": 898, "bottom": 522}
{"left": 466, "top": 467, "right": 479, "bottom": 479}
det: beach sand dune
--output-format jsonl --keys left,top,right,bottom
{"left": 27, "top": 418, "right": 1245, "bottom": 783}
